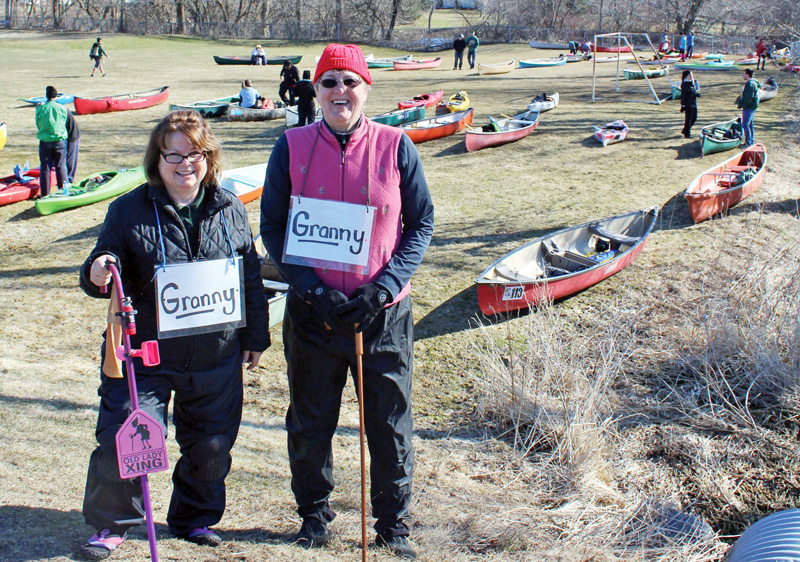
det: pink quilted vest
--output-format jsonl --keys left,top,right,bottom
{"left": 286, "top": 119, "right": 410, "bottom": 302}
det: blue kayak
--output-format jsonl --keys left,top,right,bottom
{"left": 22, "top": 93, "right": 75, "bottom": 105}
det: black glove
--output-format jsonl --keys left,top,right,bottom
{"left": 680, "top": 105, "right": 685, "bottom": 113}
{"left": 334, "top": 283, "right": 390, "bottom": 332}
{"left": 306, "top": 282, "right": 349, "bottom": 330}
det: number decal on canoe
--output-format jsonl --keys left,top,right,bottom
{"left": 502, "top": 286, "right": 525, "bottom": 301}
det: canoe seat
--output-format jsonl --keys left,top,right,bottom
{"left": 493, "top": 262, "right": 543, "bottom": 283}
{"left": 588, "top": 223, "right": 638, "bottom": 248}
{"left": 543, "top": 240, "right": 596, "bottom": 273}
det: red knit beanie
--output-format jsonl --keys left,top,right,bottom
{"left": 314, "top": 43, "right": 372, "bottom": 85}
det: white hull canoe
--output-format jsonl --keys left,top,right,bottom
{"left": 478, "top": 60, "right": 515, "bottom": 75}
{"left": 519, "top": 57, "right": 566, "bottom": 68}
{"left": 284, "top": 106, "right": 323, "bottom": 128}
{"left": 219, "top": 162, "right": 268, "bottom": 204}
{"left": 465, "top": 110, "right": 540, "bottom": 152}
{"left": 476, "top": 207, "right": 658, "bottom": 314}
{"left": 758, "top": 79, "right": 778, "bottom": 101}
{"left": 684, "top": 143, "right": 767, "bottom": 223}
{"left": 528, "top": 40, "right": 569, "bottom": 49}
{"left": 393, "top": 57, "right": 442, "bottom": 70}
{"left": 527, "top": 92, "right": 559, "bottom": 112}
{"left": 593, "top": 120, "right": 629, "bottom": 146}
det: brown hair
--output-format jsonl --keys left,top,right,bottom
{"left": 143, "top": 110, "right": 222, "bottom": 190}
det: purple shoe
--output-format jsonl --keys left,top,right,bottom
{"left": 80, "top": 529, "right": 125, "bottom": 560}
{"left": 176, "top": 526, "right": 222, "bottom": 546}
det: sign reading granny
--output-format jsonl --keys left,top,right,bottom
{"left": 283, "top": 196, "right": 376, "bottom": 274}
{"left": 154, "top": 257, "right": 245, "bottom": 339}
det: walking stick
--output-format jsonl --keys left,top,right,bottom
{"left": 103, "top": 263, "right": 167, "bottom": 562}
{"left": 354, "top": 327, "right": 367, "bottom": 562}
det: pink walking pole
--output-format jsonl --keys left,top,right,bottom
{"left": 103, "top": 263, "right": 164, "bottom": 562}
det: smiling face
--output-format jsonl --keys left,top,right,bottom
{"left": 158, "top": 131, "right": 207, "bottom": 205}
{"left": 315, "top": 69, "right": 369, "bottom": 133}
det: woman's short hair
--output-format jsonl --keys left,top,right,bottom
{"left": 682, "top": 69, "right": 692, "bottom": 80}
{"left": 143, "top": 110, "right": 223, "bottom": 190}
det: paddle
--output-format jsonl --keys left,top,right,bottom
{"left": 354, "top": 328, "right": 367, "bottom": 562}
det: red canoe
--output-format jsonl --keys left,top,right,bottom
{"left": 683, "top": 143, "right": 767, "bottom": 223}
{"left": 398, "top": 89, "right": 444, "bottom": 110}
{"left": 465, "top": 110, "right": 540, "bottom": 152}
{"left": 476, "top": 207, "right": 657, "bottom": 315}
{"left": 74, "top": 86, "right": 170, "bottom": 115}
{"left": 0, "top": 168, "right": 54, "bottom": 206}
{"left": 592, "top": 44, "right": 635, "bottom": 53}
{"left": 393, "top": 57, "right": 443, "bottom": 71}
{"left": 400, "top": 108, "right": 474, "bottom": 143}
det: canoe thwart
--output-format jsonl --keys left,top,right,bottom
{"left": 588, "top": 223, "right": 639, "bottom": 248}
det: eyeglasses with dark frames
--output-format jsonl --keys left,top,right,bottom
{"left": 319, "top": 77, "right": 362, "bottom": 89}
{"left": 161, "top": 152, "right": 207, "bottom": 164}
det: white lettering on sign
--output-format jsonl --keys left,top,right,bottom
{"left": 154, "top": 257, "right": 245, "bottom": 338}
{"left": 283, "top": 196, "right": 376, "bottom": 274}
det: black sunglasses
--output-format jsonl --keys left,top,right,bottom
{"left": 319, "top": 77, "right": 361, "bottom": 89}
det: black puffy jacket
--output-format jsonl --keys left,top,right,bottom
{"left": 80, "top": 182, "right": 270, "bottom": 373}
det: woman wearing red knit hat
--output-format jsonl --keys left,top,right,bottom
{"left": 260, "top": 43, "right": 434, "bottom": 559}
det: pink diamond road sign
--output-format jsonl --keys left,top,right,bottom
{"left": 116, "top": 409, "right": 169, "bottom": 479}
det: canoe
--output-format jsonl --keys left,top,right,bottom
{"left": 74, "top": 86, "right": 170, "bottom": 115}
{"left": 734, "top": 57, "right": 759, "bottom": 66}
{"left": 699, "top": 118, "right": 743, "bottom": 156}
{"left": 35, "top": 166, "right": 146, "bottom": 215}
{"left": 684, "top": 143, "right": 767, "bottom": 223}
{"left": 703, "top": 53, "right": 724, "bottom": 61}
{"left": 398, "top": 89, "right": 444, "bottom": 110}
{"left": 252, "top": 233, "right": 288, "bottom": 329}
{"left": 22, "top": 93, "right": 75, "bottom": 105}
{"left": 527, "top": 92, "right": 559, "bottom": 112}
{"left": 623, "top": 66, "right": 669, "bottom": 79}
{"left": 0, "top": 167, "right": 53, "bottom": 206}
{"left": 478, "top": 60, "right": 515, "bottom": 74}
{"left": 519, "top": 57, "right": 566, "bottom": 68}
{"left": 436, "top": 91, "right": 470, "bottom": 113}
{"left": 0, "top": 123, "right": 5, "bottom": 150}
{"left": 565, "top": 53, "right": 592, "bottom": 62}
{"left": 528, "top": 40, "right": 569, "bottom": 49}
{"left": 370, "top": 106, "right": 426, "bottom": 127}
{"left": 213, "top": 55, "right": 302, "bottom": 65}
{"left": 284, "top": 106, "right": 323, "bottom": 128}
{"left": 595, "top": 54, "right": 637, "bottom": 63}
{"left": 783, "top": 64, "right": 800, "bottom": 73}
{"left": 169, "top": 96, "right": 238, "bottom": 119}
{"left": 593, "top": 120, "right": 629, "bottom": 146}
{"left": 758, "top": 77, "right": 778, "bottom": 101}
{"left": 227, "top": 105, "right": 286, "bottom": 122}
{"left": 400, "top": 108, "right": 474, "bottom": 144}
{"left": 219, "top": 162, "right": 267, "bottom": 204}
{"left": 465, "top": 110, "right": 540, "bottom": 152}
{"left": 640, "top": 57, "right": 679, "bottom": 65}
{"left": 593, "top": 44, "right": 635, "bottom": 53}
{"left": 673, "top": 61, "right": 736, "bottom": 71}
{"left": 368, "top": 55, "right": 412, "bottom": 68}
{"left": 476, "top": 207, "right": 658, "bottom": 314}
{"left": 393, "top": 57, "right": 442, "bottom": 70}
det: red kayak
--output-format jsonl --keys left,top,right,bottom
{"left": 398, "top": 89, "right": 444, "bottom": 110}
{"left": 0, "top": 168, "right": 54, "bottom": 206}
{"left": 74, "top": 86, "right": 170, "bottom": 115}
{"left": 592, "top": 44, "right": 635, "bottom": 53}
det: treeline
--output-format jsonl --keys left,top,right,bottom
{"left": 8, "top": 0, "right": 800, "bottom": 44}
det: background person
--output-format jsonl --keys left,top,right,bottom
{"left": 736, "top": 68, "right": 760, "bottom": 147}
{"left": 453, "top": 33, "right": 466, "bottom": 70}
{"left": 89, "top": 37, "right": 108, "bottom": 77}
{"left": 295, "top": 69, "right": 316, "bottom": 126}
{"left": 686, "top": 31, "right": 695, "bottom": 58}
{"left": 251, "top": 44, "right": 266, "bottom": 65}
{"left": 66, "top": 109, "right": 80, "bottom": 183}
{"left": 78, "top": 110, "right": 270, "bottom": 561}
{"left": 466, "top": 30, "right": 479, "bottom": 69}
{"left": 35, "top": 85, "right": 68, "bottom": 197}
{"left": 755, "top": 37, "right": 767, "bottom": 70}
{"left": 279, "top": 59, "right": 300, "bottom": 105}
{"left": 238, "top": 79, "right": 265, "bottom": 108}
{"left": 679, "top": 33, "right": 687, "bottom": 61}
{"left": 679, "top": 70, "right": 699, "bottom": 138}
{"left": 260, "top": 43, "right": 434, "bottom": 560}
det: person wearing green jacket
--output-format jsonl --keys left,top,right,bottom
{"left": 35, "top": 86, "right": 69, "bottom": 196}
{"left": 467, "top": 31, "right": 479, "bottom": 69}
{"left": 735, "top": 68, "right": 760, "bottom": 147}
{"left": 90, "top": 37, "right": 108, "bottom": 77}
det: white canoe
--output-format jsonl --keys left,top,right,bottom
{"left": 478, "top": 60, "right": 515, "bottom": 75}
{"left": 219, "top": 162, "right": 267, "bottom": 204}
{"left": 285, "top": 106, "right": 323, "bottom": 128}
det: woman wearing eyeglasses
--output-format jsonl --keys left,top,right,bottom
{"left": 77, "top": 110, "right": 270, "bottom": 560}
{"left": 260, "top": 43, "right": 434, "bottom": 559}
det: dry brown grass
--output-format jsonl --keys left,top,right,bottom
{"left": 0, "top": 31, "right": 799, "bottom": 561}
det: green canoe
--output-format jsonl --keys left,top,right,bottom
{"left": 370, "top": 105, "right": 425, "bottom": 126}
{"left": 35, "top": 167, "right": 146, "bottom": 215}
{"left": 170, "top": 96, "right": 239, "bottom": 119}
{"left": 699, "top": 118, "right": 743, "bottom": 156}
{"left": 367, "top": 55, "right": 412, "bottom": 69}
{"left": 213, "top": 55, "right": 302, "bottom": 65}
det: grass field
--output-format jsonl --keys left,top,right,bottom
{"left": 1, "top": 31, "right": 799, "bottom": 561}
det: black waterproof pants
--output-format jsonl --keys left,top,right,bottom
{"left": 682, "top": 105, "right": 698, "bottom": 137}
{"left": 82, "top": 352, "right": 243, "bottom": 533}
{"left": 283, "top": 292, "right": 415, "bottom": 537}
{"left": 297, "top": 102, "right": 316, "bottom": 127}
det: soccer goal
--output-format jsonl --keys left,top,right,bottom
{"left": 591, "top": 32, "right": 671, "bottom": 105}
